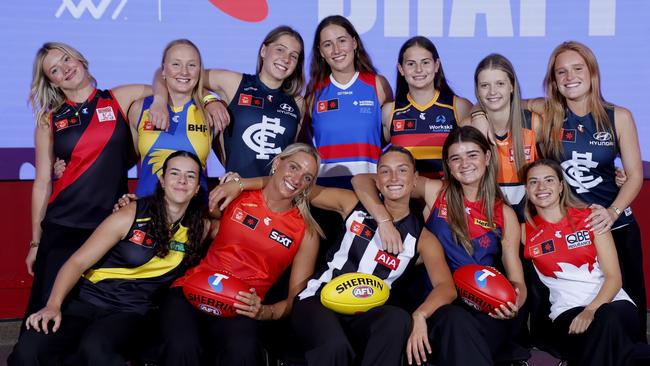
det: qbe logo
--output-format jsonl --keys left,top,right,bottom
{"left": 56, "top": 0, "right": 129, "bottom": 20}
{"left": 565, "top": 230, "right": 592, "bottom": 250}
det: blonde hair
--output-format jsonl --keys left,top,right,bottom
{"left": 271, "top": 143, "right": 324, "bottom": 237}
{"left": 541, "top": 41, "right": 613, "bottom": 159}
{"left": 474, "top": 54, "right": 527, "bottom": 180}
{"left": 162, "top": 39, "right": 206, "bottom": 124}
{"left": 29, "top": 42, "right": 96, "bottom": 126}
{"left": 442, "top": 126, "right": 503, "bottom": 255}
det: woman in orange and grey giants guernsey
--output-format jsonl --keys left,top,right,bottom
{"left": 25, "top": 42, "right": 152, "bottom": 319}
{"left": 386, "top": 36, "right": 472, "bottom": 178}
{"left": 464, "top": 54, "right": 541, "bottom": 222}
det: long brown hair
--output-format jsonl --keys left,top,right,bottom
{"left": 442, "top": 126, "right": 503, "bottom": 255}
{"left": 29, "top": 42, "right": 97, "bottom": 126}
{"left": 305, "top": 15, "right": 377, "bottom": 109}
{"left": 146, "top": 151, "right": 207, "bottom": 267}
{"left": 541, "top": 41, "right": 613, "bottom": 159}
{"left": 161, "top": 39, "right": 206, "bottom": 125}
{"left": 271, "top": 143, "right": 324, "bottom": 238}
{"left": 523, "top": 159, "right": 585, "bottom": 229}
{"left": 474, "top": 53, "right": 527, "bottom": 179}
{"left": 395, "top": 36, "right": 454, "bottom": 102}
{"left": 256, "top": 26, "right": 305, "bottom": 97}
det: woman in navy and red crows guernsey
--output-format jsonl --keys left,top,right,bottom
{"left": 386, "top": 36, "right": 472, "bottom": 178}
{"left": 528, "top": 41, "right": 646, "bottom": 338}
{"left": 523, "top": 159, "right": 648, "bottom": 365}
{"left": 301, "top": 15, "right": 393, "bottom": 189}
{"left": 353, "top": 126, "right": 528, "bottom": 365}
{"left": 25, "top": 42, "right": 153, "bottom": 318}
{"left": 10, "top": 151, "right": 207, "bottom": 366}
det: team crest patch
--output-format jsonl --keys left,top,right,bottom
{"left": 350, "top": 220, "right": 374, "bottom": 240}
{"left": 437, "top": 204, "right": 448, "bottom": 219}
{"left": 129, "top": 229, "right": 153, "bottom": 247}
{"left": 231, "top": 208, "right": 259, "bottom": 230}
{"left": 529, "top": 239, "right": 555, "bottom": 258}
{"left": 317, "top": 99, "right": 339, "bottom": 113}
{"left": 393, "top": 119, "right": 416, "bottom": 132}
{"left": 238, "top": 93, "right": 264, "bottom": 108}
{"left": 96, "top": 106, "right": 116, "bottom": 122}
{"left": 561, "top": 129, "right": 576, "bottom": 143}
{"left": 54, "top": 118, "right": 80, "bottom": 131}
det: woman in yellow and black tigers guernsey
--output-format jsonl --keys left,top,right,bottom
{"left": 9, "top": 151, "right": 207, "bottom": 366}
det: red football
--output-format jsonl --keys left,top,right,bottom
{"left": 453, "top": 264, "right": 516, "bottom": 314}
{"left": 182, "top": 270, "right": 250, "bottom": 317}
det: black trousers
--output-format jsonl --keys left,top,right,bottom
{"left": 426, "top": 303, "right": 521, "bottom": 366}
{"left": 550, "top": 300, "right": 640, "bottom": 366}
{"left": 291, "top": 296, "right": 410, "bottom": 366}
{"left": 8, "top": 298, "right": 143, "bottom": 366}
{"left": 159, "top": 287, "right": 263, "bottom": 366}
{"left": 25, "top": 222, "right": 94, "bottom": 319}
{"left": 612, "top": 221, "right": 647, "bottom": 339}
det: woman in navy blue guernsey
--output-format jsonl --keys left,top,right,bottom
{"left": 528, "top": 41, "right": 646, "bottom": 338}
{"left": 10, "top": 151, "right": 207, "bottom": 366}
{"left": 25, "top": 43, "right": 154, "bottom": 319}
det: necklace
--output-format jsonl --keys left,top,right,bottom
{"left": 72, "top": 99, "right": 88, "bottom": 117}
{"left": 169, "top": 211, "right": 186, "bottom": 234}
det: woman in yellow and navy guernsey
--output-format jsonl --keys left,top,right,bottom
{"left": 9, "top": 151, "right": 207, "bottom": 366}
{"left": 385, "top": 36, "right": 472, "bottom": 178}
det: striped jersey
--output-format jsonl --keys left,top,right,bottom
{"left": 299, "top": 202, "right": 422, "bottom": 300}
{"left": 312, "top": 72, "right": 382, "bottom": 189}
{"left": 46, "top": 88, "right": 132, "bottom": 228}
{"left": 389, "top": 90, "right": 460, "bottom": 178}
{"left": 78, "top": 199, "right": 188, "bottom": 314}
{"left": 135, "top": 96, "right": 213, "bottom": 197}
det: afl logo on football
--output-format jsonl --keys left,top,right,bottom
{"left": 198, "top": 304, "right": 221, "bottom": 316}
{"left": 352, "top": 286, "right": 374, "bottom": 298}
{"left": 279, "top": 103, "right": 294, "bottom": 113}
{"left": 593, "top": 132, "right": 612, "bottom": 142}
{"left": 474, "top": 268, "right": 497, "bottom": 289}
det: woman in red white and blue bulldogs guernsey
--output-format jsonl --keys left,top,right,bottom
{"left": 25, "top": 42, "right": 153, "bottom": 319}
{"left": 523, "top": 159, "right": 646, "bottom": 365}
{"left": 530, "top": 41, "right": 646, "bottom": 338}
{"left": 292, "top": 147, "right": 468, "bottom": 366}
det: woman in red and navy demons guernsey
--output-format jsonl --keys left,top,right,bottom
{"left": 291, "top": 147, "right": 464, "bottom": 366}
{"left": 26, "top": 42, "right": 153, "bottom": 318}
{"left": 523, "top": 159, "right": 646, "bottom": 365}
{"left": 10, "top": 152, "right": 207, "bottom": 366}
{"left": 528, "top": 41, "right": 646, "bottom": 338}
{"left": 353, "top": 127, "right": 527, "bottom": 365}
{"left": 301, "top": 15, "right": 392, "bottom": 189}
{"left": 386, "top": 36, "right": 472, "bottom": 178}
{"left": 159, "top": 143, "right": 321, "bottom": 366}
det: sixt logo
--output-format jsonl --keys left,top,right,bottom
{"left": 352, "top": 286, "right": 374, "bottom": 298}
{"left": 56, "top": 0, "right": 128, "bottom": 20}
{"left": 269, "top": 229, "right": 293, "bottom": 249}
{"left": 474, "top": 268, "right": 496, "bottom": 289}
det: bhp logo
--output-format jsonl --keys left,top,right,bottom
{"left": 208, "top": 0, "right": 268, "bottom": 22}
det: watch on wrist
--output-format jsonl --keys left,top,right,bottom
{"left": 610, "top": 206, "right": 622, "bottom": 216}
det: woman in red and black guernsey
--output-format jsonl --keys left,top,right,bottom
{"left": 523, "top": 159, "right": 646, "bottom": 365}
{"left": 10, "top": 151, "right": 207, "bottom": 366}
{"left": 26, "top": 43, "right": 153, "bottom": 317}
{"left": 159, "top": 143, "right": 321, "bottom": 366}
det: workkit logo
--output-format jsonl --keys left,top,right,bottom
{"left": 56, "top": 0, "right": 128, "bottom": 20}
{"left": 208, "top": 0, "right": 268, "bottom": 22}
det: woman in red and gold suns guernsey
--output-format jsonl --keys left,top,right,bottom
{"left": 523, "top": 159, "right": 647, "bottom": 365}
{"left": 159, "top": 143, "right": 321, "bottom": 366}
{"left": 26, "top": 43, "right": 153, "bottom": 318}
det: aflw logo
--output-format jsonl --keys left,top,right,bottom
{"left": 55, "top": 0, "right": 128, "bottom": 19}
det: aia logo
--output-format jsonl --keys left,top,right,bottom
{"left": 208, "top": 0, "right": 268, "bottom": 22}
{"left": 352, "top": 286, "right": 374, "bottom": 298}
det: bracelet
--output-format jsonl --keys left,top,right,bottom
{"left": 610, "top": 206, "right": 622, "bottom": 216}
{"left": 470, "top": 110, "right": 487, "bottom": 118}
{"left": 232, "top": 177, "right": 244, "bottom": 192}
{"left": 377, "top": 217, "right": 392, "bottom": 224}
{"left": 29, "top": 240, "right": 39, "bottom": 248}
{"left": 202, "top": 94, "right": 218, "bottom": 107}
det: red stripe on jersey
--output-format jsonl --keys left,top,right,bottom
{"left": 391, "top": 132, "right": 449, "bottom": 147}
{"left": 49, "top": 101, "right": 118, "bottom": 203}
{"left": 358, "top": 72, "right": 378, "bottom": 95}
{"left": 318, "top": 143, "right": 382, "bottom": 160}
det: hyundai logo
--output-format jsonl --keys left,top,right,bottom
{"left": 593, "top": 132, "right": 612, "bottom": 142}
{"left": 280, "top": 103, "right": 294, "bottom": 113}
